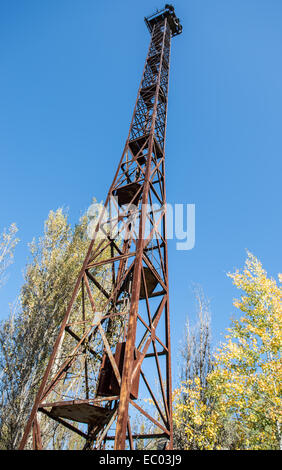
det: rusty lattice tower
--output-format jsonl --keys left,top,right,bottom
{"left": 19, "top": 5, "right": 182, "bottom": 450}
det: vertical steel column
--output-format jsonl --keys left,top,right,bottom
{"left": 114, "top": 18, "right": 169, "bottom": 450}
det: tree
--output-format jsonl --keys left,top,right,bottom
{"left": 208, "top": 252, "right": 282, "bottom": 450}
{"left": 173, "top": 287, "right": 223, "bottom": 450}
{"left": 0, "top": 223, "right": 19, "bottom": 288}
{"left": 173, "top": 253, "right": 281, "bottom": 450}
{"left": 0, "top": 208, "right": 113, "bottom": 449}
{"left": 180, "top": 286, "right": 212, "bottom": 390}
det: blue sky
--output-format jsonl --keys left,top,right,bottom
{"left": 0, "top": 0, "right": 281, "bottom": 384}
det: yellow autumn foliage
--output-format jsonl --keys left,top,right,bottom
{"left": 173, "top": 252, "right": 282, "bottom": 450}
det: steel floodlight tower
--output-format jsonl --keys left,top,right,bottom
{"left": 19, "top": 5, "right": 182, "bottom": 450}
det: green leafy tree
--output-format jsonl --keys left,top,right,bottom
{"left": 0, "top": 208, "right": 112, "bottom": 449}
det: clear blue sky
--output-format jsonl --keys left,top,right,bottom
{"left": 0, "top": 0, "right": 281, "bottom": 384}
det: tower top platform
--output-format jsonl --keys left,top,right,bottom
{"left": 145, "top": 4, "right": 182, "bottom": 37}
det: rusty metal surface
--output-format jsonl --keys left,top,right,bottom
{"left": 97, "top": 342, "right": 141, "bottom": 400}
{"left": 50, "top": 403, "right": 115, "bottom": 426}
{"left": 114, "top": 182, "right": 142, "bottom": 207}
{"left": 19, "top": 5, "right": 182, "bottom": 451}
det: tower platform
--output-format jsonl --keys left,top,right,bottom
{"left": 49, "top": 402, "right": 115, "bottom": 427}
{"left": 145, "top": 4, "right": 182, "bottom": 37}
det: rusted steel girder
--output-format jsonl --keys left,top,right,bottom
{"left": 19, "top": 5, "right": 182, "bottom": 451}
